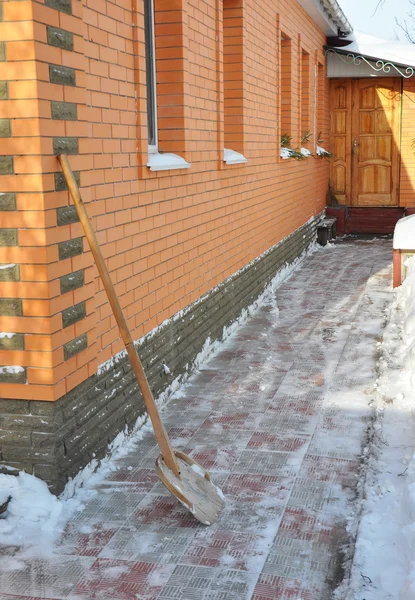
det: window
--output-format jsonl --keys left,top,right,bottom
{"left": 280, "top": 33, "right": 292, "bottom": 138}
{"left": 144, "top": 0, "right": 157, "bottom": 153}
{"left": 316, "top": 62, "right": 325, "bottom": 150}
{"left": 301, "top": 50, "right": 310, "bottom": 146}
{"left": 143, "top": 0, "right": 190, "bottom": 171}
{"left": 223, "top": 0, "right": 247, "bottom": 165}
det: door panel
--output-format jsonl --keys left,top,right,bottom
{"left": 330, "top": 80, "right": 352, "bottom": 204}
{"left": 351, "top": 78, "right": 401, "bottom": 206}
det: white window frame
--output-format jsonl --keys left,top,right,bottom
{"left": 144, "top": 0, "right": 158, "bottom": 154}
{"left": 143, "top": 0, "right": 191, "bottom": 171}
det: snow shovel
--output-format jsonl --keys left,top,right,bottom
{"left": 58, "top": 155, "right": 225, "bottom": 525}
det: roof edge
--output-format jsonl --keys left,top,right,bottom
{"left": 297, "top": 0, "right": 352, "bottom": 37}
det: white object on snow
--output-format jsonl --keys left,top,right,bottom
{"left": 393, "top": 214, "right": 415, "bottom": 250}
{"left": 147, "top": 152, "right": 191, "bottom": 172}
{"left": 223, "top": 148, "right": 248, "bottom": 165}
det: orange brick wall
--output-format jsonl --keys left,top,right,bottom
{"left": 0, "top": 0, "right": 330, "bottom": 402}
{"left": 400, "top": 78, "right": 415, "bottom": 207}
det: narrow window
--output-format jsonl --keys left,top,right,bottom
{"left": 144, "top": 0, "right": 158, "bottom": 152}
{"left": 301, "top": 50, "right": 310, "bottom": 146}
{"left": 316, "top": 62, "right": 325, "bottom": 149}
{"left": 223, "top": 0, "right": 247, "bottom": 165}
{"left": 280, "top": 33, "right": 292, "bottom": 138}
{"left": 143, "top": 0, "right": 190, "bottom": 171}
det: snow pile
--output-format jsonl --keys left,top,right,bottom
{"left": 393, "top": 214, "right": 415, "bottom": 250}
{"left": 400, "top": 257, "right": 415, "bottom": 599}
{"left": 340, "top": 256, "right": 415, "bottom": 599}
{"left": 300, "top": 147, "right": 312, "bottom": 157}
{"left": 0, "top": 472, "right": 62, "bottom": 536}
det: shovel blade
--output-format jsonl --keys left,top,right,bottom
{"left": 155, "top": 450, "right": 225, "bottom": 525}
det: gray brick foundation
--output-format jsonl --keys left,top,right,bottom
{"left": 0, "top": 216, "right": 321, "bottom": 493}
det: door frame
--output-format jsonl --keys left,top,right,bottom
{"left": 330, "top": 77, "right": 403, "bottom": 207}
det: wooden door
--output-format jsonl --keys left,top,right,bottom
{"left": 330, "top": 78, "right": 401, "bottom": 206}
{"left": 352, "top": 78, "right": 401, "bottom": 206}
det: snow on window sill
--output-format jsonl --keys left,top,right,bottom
{"left": 223, "top": 148, "right": 248, "bottom": 165}
{"left": 147, "top": 152, "right": 191, "bottom": 172}
{"left": 300, "top": 147, "right": 312, "bottom": 157}
{"left": 280, "top": 147, "right": 293, "bottom": 159}
{"left": 316, "top": 145, "right": 330, "bottom": 157}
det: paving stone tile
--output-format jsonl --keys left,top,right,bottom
{"left": 252, "top": 574, "right": 302, "bottom": 599}
{"left": 181, "top": 528, "right": 270, "bottom": 571}
{"left": 297, "top": 454, "right": 360, "bottom": 488}
{"left": 222, "top": 473, "right": 294, "bottom": 503}
{"left": 71, "top": 492, "right": 146, "bottom": 523}
{"left": 0, "top": 556, "right": 94, "bottom": 598}
{"left": 70, "top": 558, "right": 175, "bottom": 600}
{"left": 199, "top": 412, "right": 264, "bottom": 432}
{"left": 262, "top": 536, "right": 312, "bottom": 579}
{"left": 232, "top": 450, "right": 301, "bottom": 477}
{"left": 247, "top": 431, "right": 310, "bottom": 453}
{"left": 99, "top": 523, "right": 197, "bottom": 563}
{"left": 55, "top": 521, "right": 120, "bottom": 557}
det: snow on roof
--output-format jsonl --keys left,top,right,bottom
{"left": 335, "top": 31, "right": 415, "bottom": 70}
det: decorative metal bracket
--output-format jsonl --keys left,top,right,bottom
{"left": 325, "top": 48, "right": 415, "bottom": 78}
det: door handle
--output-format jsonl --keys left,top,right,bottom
{"left": 353, "top": 139, "right": 359, "bottom": 155}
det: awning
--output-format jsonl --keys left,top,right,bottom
{"left": 327, "top": 31, "right": 415, "bottom": 78}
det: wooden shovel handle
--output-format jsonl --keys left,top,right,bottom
{"left": 58, "top": 155, "right": 180, "bottom": 477}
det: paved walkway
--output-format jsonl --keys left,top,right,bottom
{"left": 0, "top": 240, "right": 393, "bottom": 600}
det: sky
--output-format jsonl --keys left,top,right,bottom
{"left": 339, "top": 0, "right": 415, "bottom": 40}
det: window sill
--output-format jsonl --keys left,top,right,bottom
{"left": 223, "top": 148, "right": 248, "bottom": 165}
{"left": 147, "top": 152, "right": 191, "bottom": 172}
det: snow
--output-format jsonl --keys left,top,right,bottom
{"left": 0, "top": 333, "right": 16, "bottom": 339}
{"left": 0, "top": 264, "right": 15, "bottom": 270}
{"left": 334, "top": 30, "right": 415, "bottom": 70}
{"left": 223, "top": 148, "right": 248, "bottom": 165}
{"left": 316, "top": 145, "right": 331, "bottom": 157}
{"left": 280, "top": 147, "right": 294, "bottom": 159}
{"left": 0, "top": 472, "right": 64, "bottom": 554}
{"left": 339, "top": 256, "right": 415, "bottom": 599}
{"left": 393, "top": 214, "right": 415, "bottom": 250}
{"left": 163, "top": 363, "right": 171, "bottom": 375}
{"left": 300, "top": 147, "right": 312, "bottom": 157}
{"left": 0, "top": 366, "right": 24, "bottom": 375}
{"left": 147, "top": 152, "right": 191, "bottom": 172}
